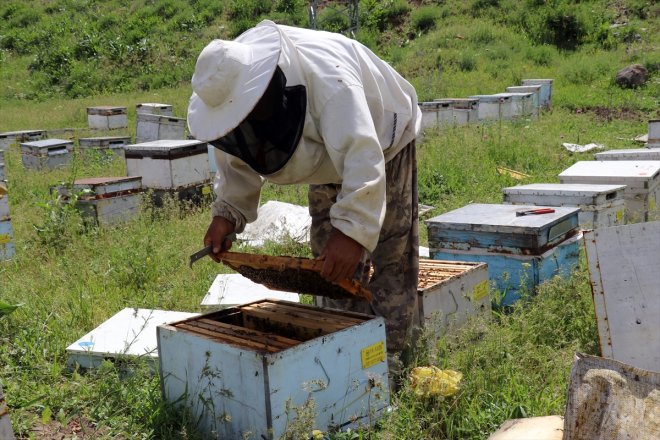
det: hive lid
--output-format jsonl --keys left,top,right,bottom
{"left": 124, "top": 139, "right": 206, "bottom": 157}
{"left": 559, "top": 161, "right": 660, "bottom": 183}
{"left": 87, "top": 106, "right": 127, "bottom": 115}
{"left": 21, "top": 138, "right": 73, "bottom": 148}
{"left": 469, "top": 94, "right": 506, "bottom": 102}
{"left": 66, "top": 308, "right": 198, "bottom": 367}
{"left": 503, "top": 183, "right": 626, "bottom": 197}
{"left": 594, "top": 149, "right": 660, "bottom": 161}
{"left": 426, "top": 203, "right": 580, "bottom": 251}
{"left": 0, "top": 129, "right": 45, "bottom": 138}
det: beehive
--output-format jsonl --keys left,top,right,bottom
{"left": 426, "top": 203, "right": 581, "bottom": 306}
{"left": 521, "top": 79, "right": 553, "bottom": 110}
{"left": 135, "top": 113, "right": 186, "bottom": 143}
{"left": 494, "top": 92, "right": 534, "bottom": 119}
{"left": 78, "top": 136, "right": 131, "bottom": 160}
{"left": 0, "top": 129, "right": 46, "bottom": 149}
{"left": 506, "top": 85, "right": 541, "bottom": 118}
{"left": 58, "top": 176, "right": 144, "bottom": 226}
{"left": 469, "top": 94, "right": 508, "bottom": 121}
{"left": 594, "top": 148, "right": 660, "bottom": 161}
{"left": 87, "top": 106, "right": 128, "bottom": 130}
{"left": 419, "top": 101, "right": 454, "bottom": 130}
{"left": 20, "top": 138, "right": 73, "bottom": 170}
{"left": 135, "top": 103, "right": 173, "bottom": 116}
{"left": 417, "top": 259, "right": 490, "bottom": 332}
{"left": 647, "top": 119, "right": 659, "bottom": 148}
{"left": 502, "top": 183, "right": 626, "bottom": 229}
{"left": 559, "top": 161, "right": 660, "bottom": 222}
{"left": 0, "top": 383, "right": 15, "bottom": 440}
{"left": 0, "top": 219, "right": 15, "bottom": 261}
{"left": 0, "top": 181, "right": 9, "bottom": 221}
{"left": 158, "top": 300, "right": 390, "bottom": 439}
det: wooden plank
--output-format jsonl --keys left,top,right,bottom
{"left": 584, "top": 222, "right": 660, "bottom": 371}
{"left": 248, "top": 302, "right": 364, "bottom": 327}
{"left": 240, "top": 305, "right": 348, "bottom": 337}
{"left": 196, "top": 319, "right": 300, "bottom": 348}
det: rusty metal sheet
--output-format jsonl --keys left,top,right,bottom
{"left": 584, "top": 222, "right": 660, "bottom": 371}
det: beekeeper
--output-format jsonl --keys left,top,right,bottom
{"left": 188, "top": 20, "right": 421, "bottom": 377}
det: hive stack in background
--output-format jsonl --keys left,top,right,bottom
{"left": 0, "top": 159, "right": 14, "bottom": 261}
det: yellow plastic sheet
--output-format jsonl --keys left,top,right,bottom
{"left": 410, "top": 366, "right": 463, "bottom": 398}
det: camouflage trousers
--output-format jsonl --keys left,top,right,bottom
{"left": 309, "top": 141, "right": 419, "bottom": 364}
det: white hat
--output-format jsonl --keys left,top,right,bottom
{"left": 187, "top": 23, "right": 282, "bottom": 142}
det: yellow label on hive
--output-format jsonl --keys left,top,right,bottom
{"left": 616, "top": 209, "right": 624, "bottom": 223}
{"left": 0, "top": 234, "right": 10, "bottom": 245}
{"left": 361, "top": 341, "right": 385, "bottom": 369}
{"left": 202, "top": 186, "right": 211, "bottom": 195}
{"left": 472, "top": 280, "right": 488, "bottom": 302}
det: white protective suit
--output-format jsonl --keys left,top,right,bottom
{"left": 211, "top": 20, "right": 421, "bottom": 253}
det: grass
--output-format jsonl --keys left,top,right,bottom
{"left": 0, "top": 0, "right": 658, "bottom": 438}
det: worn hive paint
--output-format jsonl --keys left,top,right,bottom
{"left": 86, "top": 106, "right": 128, "bottom": 130}
{"left": 559, "top": 160, "right": 660, "bottom": 222}
{"left": 157, "top": 300, "right": 390, "bottom": 439}
{"left": 521, "top": 79, "right": 553, "bottom": 110}
{"left": 502, "top": 183, "right": 626, "bottom": 229}
{"left": 417, "top": 259, "right": 490, "bottom": 332}
{"left": 584, "top": 223, "right": 660, "bottom": 371}
{"left": 58, "top": 176, "right": 144, "bottom": 226}
{"left": 135, "top": 113, "right": 186, "bottom": 143}
{"left": 66, "top": 308, "right": 198, "bottom": 370}
{"left": 426, "top": 203, "right": 581, "bottom": 306}
{"left": 20, "top": 138, "right": 73, "bottom": 170}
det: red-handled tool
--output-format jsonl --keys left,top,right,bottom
{"left": 515, "top": 208, "right": 556, "bottom": 217}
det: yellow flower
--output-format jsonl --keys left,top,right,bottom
{"left": 312, "top": 429, "right": 324, "bottom": 440}
{"left": 410, "top": 366, "right": 462, "bottom": 398}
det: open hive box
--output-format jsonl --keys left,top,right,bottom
{"left": 157, "top": 300, "right": 390, "bottom": 439}
{"left": 417, "top": 259, "right": 490, "bottom": 332}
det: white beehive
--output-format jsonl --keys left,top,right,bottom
{"left": 78, "top": 136, "right": 131, "bottom": 159}
{"left": 0, "top": 181, "right": 9, "bottom": 221}
{"left": 59, "top": 176, "right": 144, "bottom": 226}
{"left": 417, "top": 259, "right": 490, "bottom": 332}
{"left": 201, "top": 273, "right": 300, "bottom": 309}
{"left": 494, "top": 92, "right": 534, "bottom": 119}
{"left": 521, "top": 79, "right": 553, "bottom": 110}
{"left": 124, "top": 140, "right": 210, "bottom": 190}
{"left": 0, "top": 219, "right": 15, "bottom": 261}
{"left": 135, "top": 113, "right": 186, "bottom": 143}
{"left": 0, "top": 383, "right": 15, "bottom": 440}
{"left": 420, "top": 101, "right": 454, "bottom": 130}
{"left": 647, "top": 119, "right": 659, "bottom": 148}
{"left": 0, "top": 160, "right": 5, "bottom": 181}
{"left": 470, "top": 94, "right": 508, "bottom": 121}
{"left": 66, "top": 308, "right": 198, "bottom": 369}
{"left": 448, "top": 98, "right": 479, "bottom": 125}
{"left": 158, "top": 300, "right": 390, "bottom": 439}
{"left": 20, "top": 138, "right": 73, "bottom": 170}
{"left": 87, "top": 106, "right": 128, "bottom": 130}
{"left": 506, "top": 85, "right": 541, "bottom": 118}
{"left": 594, "top": 148, "right": 660, "bottom": 161}
{"left": 502, "top": 183, "right": 627, "bottom": 229}
{"left": 0, "top": 129, "right": 46, "bottom": 149}
{"left": 559, "top": 161, "right": 660, "bottom": 222}
{"left": 135, "top": 103, "right": 173, "bottom": 116}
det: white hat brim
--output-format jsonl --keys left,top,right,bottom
{"left": 188, "top": 24, "right": 282, "bottom": 142}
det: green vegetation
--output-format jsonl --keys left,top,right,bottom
{"left": 0, "top": 0, "right": 658, "bottom": 439}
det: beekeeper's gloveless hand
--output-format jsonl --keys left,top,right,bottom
{"left": 319, "top": 229, "right": 363, "bottom": 283}
{"left": 204, "top": 216, "right": 235, "bottom": 262}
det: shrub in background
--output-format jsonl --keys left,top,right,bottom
{"left": 411, "top": 5, "right": 441, "bottom": 34}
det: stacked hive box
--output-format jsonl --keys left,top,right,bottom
{"left": 521, "top": 79, "right": 553, "bottom": 110}
{"left": 494, "top": 92, "right": 534, "bottom": 119}
{"left": 136, "top": 114, "right": 186, "bottom": 143}
{"left": 0, "top": 129, "right": 45, "bottom": 149}
{"left": 57, "top": 177, "right": 144, "bottom": 226}
{"left": 417, "top": 259, "right": 490, "bottom": 332}
{"left": 124, "top": 139, "right": 211, "bottom": 204}
{"left": 559, "top": 161, "right": 660, "bottom": 222}
{"left": 469, "top": 94, "right": 509, "bottom": 121}
{"left": 0, "top": 161, "right": 14, "bottom": 261}
{"left": 502, "top": 183, "right": 626, "bottom": 229}
{"left": 87, "top": 106, "right": 128, "bottom": 130}
{"left": 158, "top": 300, "right": 390, "bottom": 439}
{"left": 135, "top": 103, "right": 173, "bottom": 116}
{"left": 420, "top": 101, "right": 454, "bottom": 130}
{"left": 426, "top": 204, "right": 581, "bottom": 306}
{"left": 505, "top": 85, "right": 541, "bottom": 118}
{"left": 648, "top": 119, "right": 659, "bottom": 148}
{"left": 20, "top": 139, "right": 73, "bottom": 170}
{"left": 78, "top": 136, "right": 131, "bottom": 160}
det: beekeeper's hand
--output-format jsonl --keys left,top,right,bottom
{"left": 204, "top": 216, "right": 235, "bottom": 262}
{"left": 320, "top": 229, "right": 363, "bottom": 283}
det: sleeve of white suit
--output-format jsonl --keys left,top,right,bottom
{"left": 318, "top": 85, "right": 386, "bottom": 253}
{"left": 211, "top": 148, "right": 264, "bottom": 233}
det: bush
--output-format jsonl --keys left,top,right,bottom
{"left": 411, "top": 6, "right": 441, "bottom": 34}
{"left": 228, "top": 0, "right": 272, "bottom": 20}
{"left": 316, "top": 7, "right": 350, "bottom": 33}
{"left": 525, "top": 3, "right": 588, "bottom": 51}
{"left": 525, "top": 44, "right": 557, "bottom": 66}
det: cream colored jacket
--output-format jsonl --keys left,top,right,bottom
{"left": 212, "top": 20, "right": 421, "bottom": 252}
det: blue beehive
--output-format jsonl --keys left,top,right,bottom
{"left": 426, "top": 203, "right": 581, "bottom": 306}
